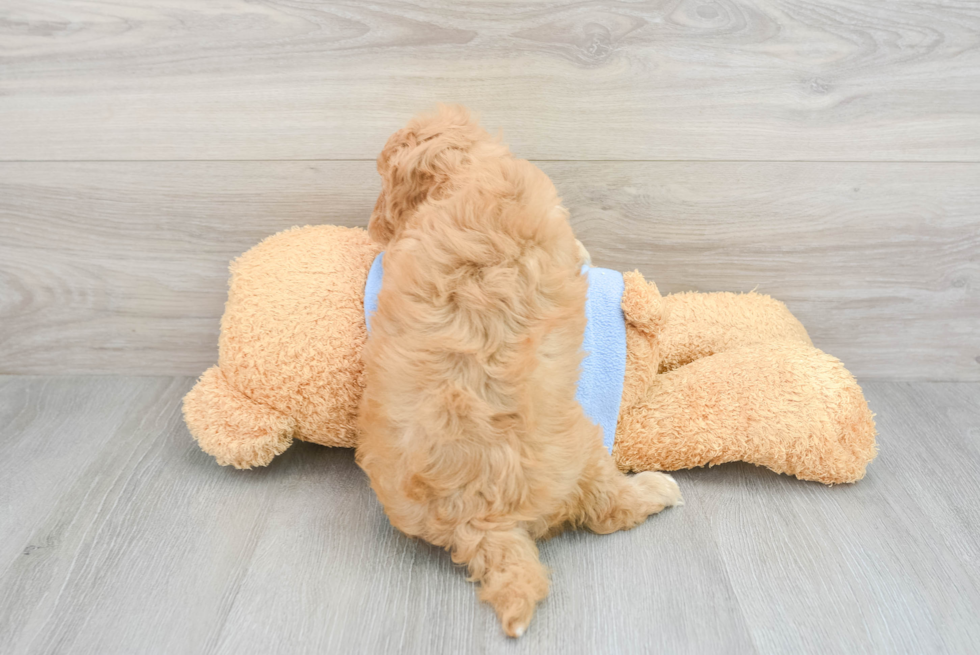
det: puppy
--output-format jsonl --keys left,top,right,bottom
{"left": 357, "top": 106, "right": 681, "bottom": 637}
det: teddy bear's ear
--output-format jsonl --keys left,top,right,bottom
{"left": 368, "top": 105, "right": 508, "bottom": 246}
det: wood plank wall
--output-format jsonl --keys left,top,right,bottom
{"left": 1, "top": 1, "right": 978, "bottom": 379}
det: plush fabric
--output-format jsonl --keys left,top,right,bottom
{"left": 363, "top": 252, "right": 384, "bottom": 332}
{"left": 614, "top": 342, "right": 877, "bottom": 485}
{"left": 182, "top": 225, "right": 380, "bottom": 468}
{"left": 184, "top": 225, "right": 877, "bottom": 484}
{"left": 576, "top": 265, "right": 627, "bottom": 454}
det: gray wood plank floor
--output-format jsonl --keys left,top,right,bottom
{"left": 2, "top": 376, "right": 978, "bottom": 654}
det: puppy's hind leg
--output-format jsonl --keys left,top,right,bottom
{"left": 450, "top": 524, "right": 549, "bottom": 638}
{"left": 577, "top": 451, "right": 683, "bottom": 535}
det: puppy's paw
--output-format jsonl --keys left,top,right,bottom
{"left": 632, "top": 471, "right": 683, "bottom": 516}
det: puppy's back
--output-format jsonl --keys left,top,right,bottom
{"left": 359, "top": 159, "right": 593, "bottom": 533}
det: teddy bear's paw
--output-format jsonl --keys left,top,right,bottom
{"left": 183, "top": 366, "right": 296, "bottom": 469}
{"left": 631, "top": 471, "right": 684, "bottom": 515}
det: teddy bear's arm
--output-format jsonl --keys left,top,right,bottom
{"left": 657, "top": 291, "right": 812, "bottom": 372}
{"left": 183, "top": 366, "right": 296, "bottom": 469}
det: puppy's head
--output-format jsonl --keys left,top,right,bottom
{"left": 369, "top": 105, "right": 510, "bottom": 246}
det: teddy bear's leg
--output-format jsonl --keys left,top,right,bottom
{"left": 614, "top": 343, "right": 877, "bottom": 485}
{"left": 182, "top": 366, "right": 296, "bottom": 469}
{"left": 659, "top": 291, "right": 813, "bottom": 372}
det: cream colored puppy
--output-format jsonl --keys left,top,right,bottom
{"left": 357, "top": 106, "right": 681, "bottom": 637}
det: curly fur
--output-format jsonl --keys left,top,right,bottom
{"left": 356, "top": 107, "right": 682, "bottom": 637}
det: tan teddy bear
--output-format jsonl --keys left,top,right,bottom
{"left": 183, "top": 219, "right": 876, "bottom": 485}
{"left": 184, "top": 106, "right": 875, "bottom": 485}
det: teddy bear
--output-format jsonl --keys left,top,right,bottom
{"left": 182, "top": 220, "right": 876, "bottom": 484}
{"left": 182, "top": 108, "right": 877, "bottom": 485}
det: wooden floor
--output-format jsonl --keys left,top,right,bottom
{"left": 0, "top": 376, "right": 978, "bottom": 654}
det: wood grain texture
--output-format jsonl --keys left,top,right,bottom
{"left": 1, "top": 0, "right": 979, "bottom": 161}
{"left": 1, "top": 377, "right": 979, "bottom": 654}
{"left": 0, "top": 160, "right": 379, "bottom": 376}
{"left": 1, "top": 161, "right": 977, "bottom": 379}
{"left": 695, "top": 381, "right": 980, "bottom": 654}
